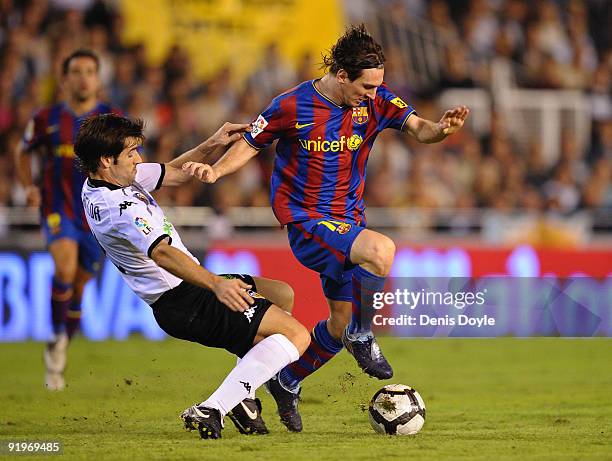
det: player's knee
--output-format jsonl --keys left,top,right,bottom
{"left": 54, "top": 266, "right": 77, "bottom": 284}
{"left": 277, "top": 282, "right": 295, "bottom": 313}
{"left": 365, "top": 236, "right": 395, "bottom": 276}
{"left": 286, "top": 321, "right": 310, "bottom": 356}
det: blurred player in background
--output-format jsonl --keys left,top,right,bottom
{"left": 76, "top": 114, "right": 309, "bottom": 439}
{"left": 186, "top": 24, "right": 469, "bottom": 431}
{"left": 14, "top": 50, "right": 121, "bottom": 390}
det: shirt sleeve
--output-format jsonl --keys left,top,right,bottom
{"left": 375, "top": 84, "right": 417, "bottom": 131}
{"left": 113, "top": 199, "right": 171, "bottom": 258}
{"left": 134, "top": 163, "right": 165, "bottom": 192}
{"left": 242, "top": 96, "right": 285, "bottom": 150}
{"left": 22, "top": 112, "right": 46, "bottom": 152}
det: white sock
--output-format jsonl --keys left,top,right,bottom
{"left": 202, "top": 334, "right": 299, "bottom": 416}
{"left": 235, "top": 357, "right": 256, "bottom": 399}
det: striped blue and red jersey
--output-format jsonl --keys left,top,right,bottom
{"left": 22, "top": 102, "right": 121, "bottom": 228}
{"left": 243, "top": 80, "right": 415, "bottom": 226}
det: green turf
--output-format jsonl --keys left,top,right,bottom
{"left": 1, "top": 337, "right": 610, "bottom": 460}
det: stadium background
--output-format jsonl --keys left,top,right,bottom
{"left": 0, "top": 0, "right": 610, "bottom": 340}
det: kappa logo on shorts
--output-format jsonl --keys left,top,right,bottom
{"left": 243, "top": 305, "right": 257, "bottom": 323}
{"left": 317, "top": 220, "right": 352, "bottom": 234}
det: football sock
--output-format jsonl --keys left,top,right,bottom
{"left": 51, "top": 278, "right": 73, "bottom": 335}
{"left": 278, "top": 319, "right": 343, "bottom": 392}
{"left": 347, "top": 266, "right": 386, "bottom": 335}
{"left": 66, "top": 297, "right": 82, "bottom": 340}
{"left": 236, "top": 357, "right": 255, "bottom": 399}
{"left": 202, "top": 334, "right": 299, "bottom": 416}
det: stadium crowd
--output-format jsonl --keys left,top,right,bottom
{"left": 0, "top": 0, "right": 609, "bottom": 222}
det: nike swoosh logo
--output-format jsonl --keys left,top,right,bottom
{"left": 240, "top": 401, "right": 258, "bottom": 420}
{"left": 194, "top": 407, "right": 209, "bottom": 418}
{"left": 295, "top": 122, "right": 314, "bottom": 129}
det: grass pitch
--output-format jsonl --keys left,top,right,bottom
{"left": 1, "top": 337, "right": 610, "bottom": 460}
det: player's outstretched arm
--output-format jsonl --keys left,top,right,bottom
{"left": 150, "top": 240, "right": 255, "bottom": 312}
{"left": 14, "top": 141, "right": 40, "bottom": 207}
{"left": 161, "top": 122, "right": 251, "bottom": 186}
{"left": 183, "top": 137, "right": 259, "bottom": 184}
{"left": 404, "top": 105, "right": 469, "bottom": 144}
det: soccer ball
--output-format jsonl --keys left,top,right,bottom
{"left": 368, "top": 384, "right": 426, "bottom": 435}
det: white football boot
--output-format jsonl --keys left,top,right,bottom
{"left": 44, "top": 332, "right": 68, "bottom": 390}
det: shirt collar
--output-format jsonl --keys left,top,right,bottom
{"left": 87, "top": 177, "right": 122, "bottom": 190}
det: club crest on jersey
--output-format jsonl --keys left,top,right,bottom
{"left": 251, "top": 114, "right": 268, "bottom": 139}
{"left": 246, "top": 289, "right": 265, "bottom": 300}
{"left": 134, "top": 216, "right": 152, "bottom": 235}
{"left": 133, "top": 192, "right": 149, "bottom": 206}
{"left": 390, "top": 97, "right": 408, "bottom": 109}
{"left": 317, "top": 220, "right": 352, "bottom": 234}
{"left": 337, "top": 222, "right": 352, "bottom": 234}
{"left": 352, "top": 106, "right": 369, "bottom": 125}
{"left": 46, "top": 213, "right": 61, "bottom": 234}
{"left": 347, "top": 134, "right": 363, "bottom": 151}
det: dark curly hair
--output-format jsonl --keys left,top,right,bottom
{"left": 75, "top": 114, "right": 144, "bottom": 174}
{"left": 321, "top": 23, "right": 385, "bottom": 81}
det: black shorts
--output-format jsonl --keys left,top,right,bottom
{"left": 150, "top": 274, "right": 272, "bottom": 357}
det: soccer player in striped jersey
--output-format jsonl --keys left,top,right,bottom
{"left": 15, "top": 50, "right": 121, "bottom": 390}
{"left": 185, "top": 24, "right": 469, "bottom": 431}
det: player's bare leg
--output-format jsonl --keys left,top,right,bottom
{"left": 252, "top": 277, "right": 295, "bottom": 313}
{"left": 342, "top": 229, "right": 395, "bottom": 379}
{"left": 44, "top": 238, "right": 78, "bottom": 390}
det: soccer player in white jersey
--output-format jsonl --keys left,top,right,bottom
{"left": 75, "top": 114, "right": 310, "bottom": 439}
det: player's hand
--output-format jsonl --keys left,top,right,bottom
{"left": 438, "top": 105, "right": 469, "bottom": 136}
{"left": 182, "top": 162, "right": 219, "bottom": 183}
{"left": 208, "top": 122, "right": 251, "bottom": 148}
{"left": 212, "top": 277, "right": 255, "bottom": 312}
{"left": 25, "top": 185, "right": 41, "bottom": 207}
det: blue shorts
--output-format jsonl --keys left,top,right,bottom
{"left": 287, "top": 218, "right": 366, "bottom": 301}
{"left": 42, "top": 212, "right": 102, "bottom": 274}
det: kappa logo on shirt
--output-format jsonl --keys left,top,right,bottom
{"left": 251, "top": 114, "right": 268, "bottom": 139}
{"left": 118, "top": 201, "right": 135, "bottom": 216}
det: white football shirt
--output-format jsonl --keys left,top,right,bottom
{"left": 81, "top": 162, "right": 199, "bottom": 304}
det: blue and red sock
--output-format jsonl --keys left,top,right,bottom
{"left": 51, "top": 278, "right": 73, "bottom": 335}
{"left": 347, "top": 266, "right": 386, "bottom": 335}
{"left": 66, "top": 297, "right": 82, "bottom": 339}
{"left": 278, "top": 320, "right": 343, "bottom": 391}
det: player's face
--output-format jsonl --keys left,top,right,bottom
{"left": 111, "top": 137, "right": 142, "bottom": 186}
{"left": 63, "top": 57, "right": 100, "bottom": 103}
{"left": 340, "top": 67, "right": 384, "bottom": 107}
